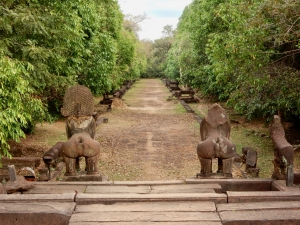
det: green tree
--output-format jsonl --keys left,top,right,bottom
{"left": 0, "top": 0, "right": 84, "bottom": 155}
{"left": 77, "top": 0, "right": 123, "bottom": 95}
{"left": 0, "top": 0, "right": 146, "bottom": 157}
{"left": 165, "top": 8, "right": 194, "bottom": 84}
{"left": 0, "top": 56, "right": 45, "bottom": 157}
{"left": 144, "top": 25, "right": 174, "bottom": 78}
{"left": 168, "top": 0, "right": 300, "bottom": 120}
{"left": 223, "top": 0, "right": 300, "bottom": 119}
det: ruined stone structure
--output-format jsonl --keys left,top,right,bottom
{"left": 270, "top": 115, "right": 294, "bottom": 186}
{"left": 197, "top": 104, "right": 236, "bottom": 178}
{"left": 242, "top": 146, "right": 260, "bottom": 178}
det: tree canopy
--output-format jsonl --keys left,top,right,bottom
{"left": 0, "top": 0, "right": 146, "bottom": 157}
{"left": 165, "top": 0, "right": 300, "bottom": 121}
{"left": 142, "top": 25, "right": 175, "bottom": 78}
{"left": 2, "top": 0, "right": 300, "bottom": 157}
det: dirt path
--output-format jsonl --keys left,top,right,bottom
{"left": 96, "top": 79, "right": 200, "bottom": 181}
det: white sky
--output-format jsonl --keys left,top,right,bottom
{"left": 118, "top": 0, "right": 193, "bottom": 41}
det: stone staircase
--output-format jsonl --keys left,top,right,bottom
{"left": 0, "top": 179, "right": 300, "bottom": 224}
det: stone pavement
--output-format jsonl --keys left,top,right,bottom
{"left": 1, "top": 179, "right": 300, "bottom": 224}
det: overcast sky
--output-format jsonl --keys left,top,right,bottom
{"left": 118, "top": 0, "right": 193, "bottom": 41}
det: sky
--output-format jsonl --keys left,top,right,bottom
{"left": 118, "top": 0, "right": 193, "bottom": 41}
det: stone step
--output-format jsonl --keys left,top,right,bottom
{"left": 113, "top": 180, "right": 185, "bottom": 186}
{"left": 85, "top": 185, "right": 151, "bottom": 194}
{"left": 0, "top": 193, "right": 75, "bottom": 203}
{"left": 150, "top": 184, "right": 221, "bottom": 194}
{"left": 218, "top": 201, "right": 300, "bottom": 225}
{"left": 69, "top": 223, "right": 222, "bottom": 225}
{"left": 32, "top": 181, "right": 113, "bottom": 186}
{"left": 75, "top": 201, "right": 216, "bottom": 212}
{"left": 85, "top": 184, "right": 221, "bottom": 194}
{"left": 76, "top": 193, "right": 227, "bottom": 204}
{"left": 272, "top": 180, "right": 300, "bottom": 191}
{"left": 186, "top": 178, "right": 273, "bottom": 192}
{"left": 27, "top": 182, "right": 221, "bottom": 195}
{"left": 227, "top": 191, "right": 300, "bottom": 203}
{"left": 24, "top": 184, "right": 87, "bottom": 194}
{"left": 0, "top": 202, "right": 75, "bottom": 225}
{"left": 217, "top": 201, "right": 300, "bottom": 212}
{"left": 69, "top": 211, "right": 221, "bottom": 224}
{"left": 219, "top": 209, "right": 300, "bottom": 225}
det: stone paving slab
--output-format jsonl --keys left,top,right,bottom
{"left": 85, "top": 185, "right": 151, "bottom": 194}
{"left": 113, "top": 180, "right": 185, "bottom": 186}
{"left": 227, "top": 191, "right": 300, "bottom": 203}
{"left": 219, "top": 209, "right": 300, "bottom": 225}
{"left": 76, "top": 193, "right": 227, "bottom": 204}
{"left": 0, "top": 202, "right": 75, "bottom": 225}
{"left": 151, "top": 187, "right": 215, "bottom": 194}
{"left": 69, "top": 222, "right": 222, "bottom": 225}
{"left": 75, "top": 201, "right": 217, "bottom": 212}
{"left": 36, "top": 181, "right": 113, "bottom": 186}
{"left": 150, "top": 184, "right": 221, "bottom": 194}
{"left": 0, "top": 193, "right": 75, "bottom": 202}
{"left": 85, "top": 184, "right": 219, "bottom": 194}
{"left": 217, "top": 201, "right": 300, "bottom": 212}
{"left": 69, "top": 211, "right": 221, "bottom": 223}
{"left": 24, "top": 184, "right": 87, "bottom": 194}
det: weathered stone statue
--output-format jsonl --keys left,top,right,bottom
{"left": 42, "top": 142, "right": 64, "bottom": 180}
{"left": 61, "top": 85, "right": 96, "bottom": 139}
{"left": 270, "top": 115, "right": 294, "bottom": 186}
{"left": 61, "top": 132, "right": 100, "bottom": 176}
{"left": 61, "top": 85, "right": 100, "bottom": 176}
{"left": 197, "top": 104, "right": 236, "bottom": 178}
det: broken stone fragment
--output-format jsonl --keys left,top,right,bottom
{"left": 4, "top": 176, "right": 35, "bottom": 194}
{"left": 38, "top": 168, "right": 50, "bottom": 181}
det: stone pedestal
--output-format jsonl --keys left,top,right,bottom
{"left": 222, "top": 157, "right": 234, "bottom": 177}
{"left": 63, "top": 171, "right": 102, "bottom": 182}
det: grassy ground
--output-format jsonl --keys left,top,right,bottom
{"left": 231, "top": 123, "right": 274, "bottom": 178}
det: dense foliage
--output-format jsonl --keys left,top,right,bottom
{"left": 166, "top": 0, "right": 300, "bottom": 121}
{"left": 0, "top": 0, "right": 146, "bottom": 156}
{"left": 2, "top": 0, "right": 300, "bottom": 157}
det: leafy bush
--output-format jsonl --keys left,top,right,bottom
{"left": 0, "top": 56, "right": 46, "bottom": 157}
